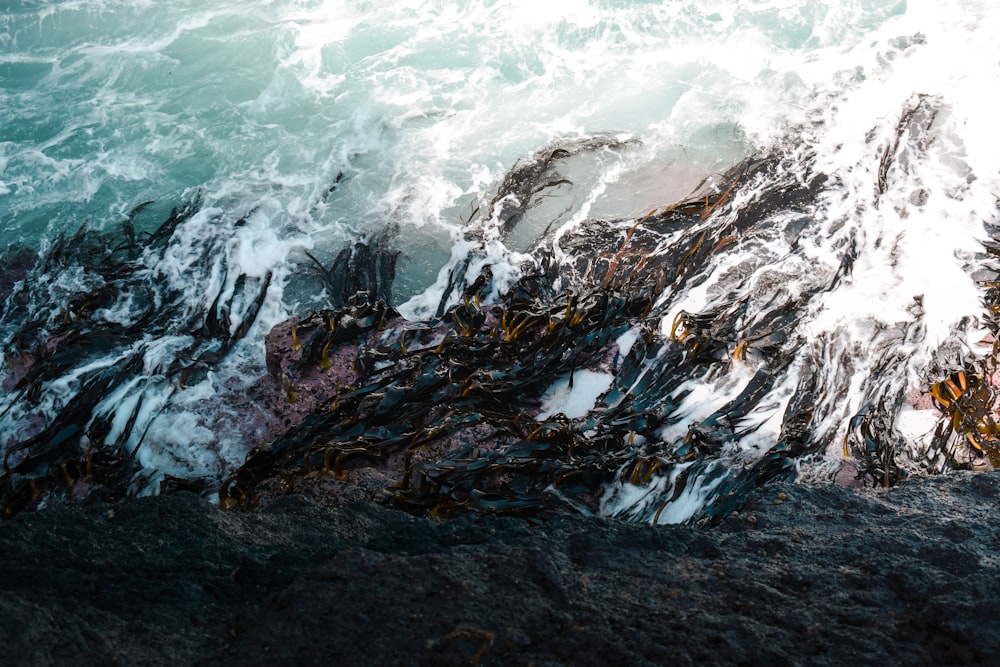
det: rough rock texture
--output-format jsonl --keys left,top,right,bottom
{"left": 2, "top": 472, "right": 999, "bottom": 666}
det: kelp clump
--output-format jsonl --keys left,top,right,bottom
{"left": 220, "top": 154, "right": 826, "bottom": 523}
{"left": 222, "top": 117, "right": 1000, "bottom": 524}
{"left": 3, "top": 98, "right": 1000, "bottom": 522}
{"left": 0, "top": 200, "right": 272, "bottom": 517}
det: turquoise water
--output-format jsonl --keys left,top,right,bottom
{"left": 3, "top": 0, "right": 1000, "bottom": 512}
{"left": 2, "top": 0, "right": 910, "bottom": 297}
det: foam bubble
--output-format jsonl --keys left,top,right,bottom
{"left": 537, "top": 370, "right": 615, "bottom": 420}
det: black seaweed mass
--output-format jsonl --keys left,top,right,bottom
{"left": 2, "top": 108, "right": 999, "bottom": 523}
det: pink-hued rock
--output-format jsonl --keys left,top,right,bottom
{"left": 230, "top": 299, "right": 649, "bottom": 495}
{"left": 834, "top": 461, "right": 864, "bottom": 488}
{"left": 904, "top": 386, "right": 937, "bottom": 412}
{"left": 1, "top": 327, "right": 77, "bottom": 393}
{"left": 242, "top": 310, "right": 458, "bottom": 446}
{"left": 1, "top": 411, "right": 48, "bottom": 453}
{"left": 1, "top": 352, "right": 32, "bottom": 392}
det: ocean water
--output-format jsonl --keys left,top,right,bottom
{"left": 3, "top": 0, "right": 1000, "bottom": 519}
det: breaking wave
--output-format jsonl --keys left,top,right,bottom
{"left": 2, "top": 1, "right": 1000, "bottom": 522}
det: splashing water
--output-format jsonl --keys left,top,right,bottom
{"left": 2, "top": 0, "right": 1000, "bottom": 520}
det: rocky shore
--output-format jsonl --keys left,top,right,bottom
{"left": 2, "top": 471, "right": 998, "bottom": 666}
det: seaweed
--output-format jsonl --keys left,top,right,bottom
{"left": 0, "top": 200, "right": 275, "bottom": 516}
{"left": 303, "top": 227, "right": 399, "bottom": 308}
{"left": 4, "top": 121, "right": 998, "bottom": 523}
{"left": 215, "top": 155, "right": 831, "bottom": 521}
{"left": 220, "top": 140, "right": 996, "bottom": 524}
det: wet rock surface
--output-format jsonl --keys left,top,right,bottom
{"left": 2, "top": 471, "right": 999, "bottom": 666}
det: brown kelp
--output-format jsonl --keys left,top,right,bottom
{"left": 0, "top": 200, "right": 272, "bottom": 517}
{"left": 218, "top": 116, "right": 999, "bottom": 524}
{"left": 217, "top": 154, "right": 816, "bottom": 521}
{"left": 3, "top": 96, "right": 999, "bottom": 523}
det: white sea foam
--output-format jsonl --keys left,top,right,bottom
{"left": 600, "top": 460, "right": 730, "bottom": 525}
{"left": 615, "top": 328, "right": 639, "bottom": 360}
{"left": 537, "top": 370, "right": 615, "bottom": 421}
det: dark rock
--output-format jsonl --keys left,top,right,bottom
{"left": 1, "top": 472, "right": 999, "bottom": 666}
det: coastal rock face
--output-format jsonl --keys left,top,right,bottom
{"left": 2, "top": 471, "right": 998, "bottom": 666}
